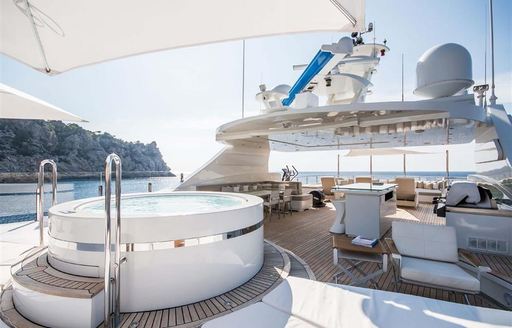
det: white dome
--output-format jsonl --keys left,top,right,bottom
{"left": 271, "top": 84, "right": 291, "bottom": 96}
{"left": 414, "top": 43, "right": 474, "bottom": 99}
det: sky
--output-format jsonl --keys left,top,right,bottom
{"left": 1, "top": 0, "right": 511, "bottom": 175}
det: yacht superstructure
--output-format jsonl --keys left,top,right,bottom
{"left": 1, "top": 0, "right": 512, "bottom": 327}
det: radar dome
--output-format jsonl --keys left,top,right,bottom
{"left": 414, "top": 43, "right": 473, "bottom": 98}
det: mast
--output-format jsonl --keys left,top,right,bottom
{"left": 488, "top": 0, "right": 497, "bottom": 105}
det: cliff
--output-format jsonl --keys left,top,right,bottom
{"left": 0, "top": 120, "right": 173, "bottom": 181}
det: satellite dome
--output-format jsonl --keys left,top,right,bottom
{"left": 414, "top": 43, "right": 474, "bottom": 98}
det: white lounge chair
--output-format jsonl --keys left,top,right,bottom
{"left": 203, "top": 276, "right": 511, "bottom": 328}
{"left": 386, "top": 221, "right": 484, "bottom": 304}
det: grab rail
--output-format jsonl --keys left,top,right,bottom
{"left": 104, "top": 153, "right": 124, "bottom": 328}
{"left": 36, "top": 159, "right": 57, "bottom": 246}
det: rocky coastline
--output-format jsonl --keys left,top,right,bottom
{"left": 0, "top": 120, "right": 174, "bottom": 182}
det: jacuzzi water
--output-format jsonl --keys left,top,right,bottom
{"left": 76, "top": 194, "right": 245, "bottom": 215}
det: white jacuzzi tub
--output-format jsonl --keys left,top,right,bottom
{"left": 48, "top": 192, "right": 264, "bottom": 312}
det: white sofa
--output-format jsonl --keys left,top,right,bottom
{"left": 203, "top": 277, "right": 512, "bottom": 328}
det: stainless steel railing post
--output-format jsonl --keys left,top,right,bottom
{"left": 104, "top": 153, "right": 123, "bottom": 328}
{"left": 36, "top": 159, "right": 57, "bottom": 247}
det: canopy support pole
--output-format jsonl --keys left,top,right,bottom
{"left": 241, "top": 39, "right": 246, "bottom": 118}
{"left": 23, "top": 0, "right": 51, "bottom": 73}
{"left": 337, "top": 154, "right": 340, "bottom": 177}
{"left": 328, "top": 0, "right": 358, "bottom": 27}
{"left": 445, "top": 149, "right": 450, "bottom": 181}
{"left": 403, "top": 154, "right": 406, "bottom": 176}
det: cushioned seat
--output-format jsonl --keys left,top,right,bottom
{"left": 396, "top": 177, "right": 419, "bottom": 208}
{"left": 320, "top": 177, "right": 335, "bottom": 195}
{"left": 202, "top": 302, "right": 314, "bottom": 328}
{"left": 401, "top": 256, "right": 480, "bottom": 292}
{"left": 203, "top": 277, "right": 512, "bottom": 328}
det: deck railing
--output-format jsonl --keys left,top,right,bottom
{"left": 104, "top": 153, "right": 124, "bottom": 328}
{"left": 36, "top": 160, "right": 57, "bottom": 246}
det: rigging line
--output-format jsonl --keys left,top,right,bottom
{"left": 23, "top": 0, "right": 51, "bottom": 73}
{"left": 241, "top": 39, "right": 246, "bottom": 118}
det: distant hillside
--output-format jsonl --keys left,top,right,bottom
{"left": 0, "top": 120, "right": 173, "bottom": 180}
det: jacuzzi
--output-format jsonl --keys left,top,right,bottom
{"left": 47, "top": 192, "right": 264, "bottom": 312}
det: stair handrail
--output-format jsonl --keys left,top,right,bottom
{"left": 36, "top": 159, "right": 57, "bottom": 247}
{"left": 104, "top": 153, "right": 123, "bottom": 328}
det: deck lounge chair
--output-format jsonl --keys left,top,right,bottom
{"left": 263, "top": 189, "right": 281, "bottom": 220}
{"left": 203, "top": 276, "right": 511, "bottom": 328}
{"left": 395, "top": 176, "right": 419, "bottom": 208}
{"left": 354, "top": 176, "right": 372, "bottom": 183}
{"left": 320, "top": 177, "right": 335, "bottom": 195}
{"left": 386, "top": 221, "right": 484, "bottom": 304}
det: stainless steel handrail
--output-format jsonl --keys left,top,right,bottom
{"left": 36, "top": 159, "right": 57, "bottom": 246}
{"left": 104, "top": 153, "right": 123, "bottom": 328}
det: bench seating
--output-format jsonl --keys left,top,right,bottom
{"left": 203, "top": 277, "right": 512, "bottom": 328}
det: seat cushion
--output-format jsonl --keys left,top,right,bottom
{"left": 392, "top": 221, "right": 459, "bottom": 263}
{"left": 401, "top": 256, "right": 480, "bottom": 292}
{"left": 202, "top": 302, "right": 314, "bottom": 328}
{"left": 397, "top": 194, "right": 416, "bottom": 201}
{"left": 207, "top": 277, "right": 509, "bottom": 328}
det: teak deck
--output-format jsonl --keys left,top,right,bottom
{"left": 118, "top": 241, "right": 299, "bottom": 328}
{"left": 264, "top": 202, "right": 511, "bottom": 309}
{"left": 1, "top": 202, "right": 511, "bottom": 327}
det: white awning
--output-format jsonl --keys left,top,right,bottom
{"left": 1, "top": 0, "right": 366, "bottom": 74}
{"left": 345, "top": 148, "right": 431, "bottom": 157}
{"left": 0, "top": 83, "right": 86, "bottom": 122}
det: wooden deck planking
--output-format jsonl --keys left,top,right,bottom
{"left": 11, "top": 253, "right": 103, "bottom": 299}
{"left": 119, "top": 241, "right": 291, "bottom": 327}
{"left": 264, "top": 202, "right": 510, "bottom": 309}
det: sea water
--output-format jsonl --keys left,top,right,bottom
{"left": 0, "top": 171, "right": 471, "bottom": 224}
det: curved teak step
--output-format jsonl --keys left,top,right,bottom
{"left": 13, "top": 253, "right": 103, "bottom": 299}
{"left": 10, "top": 250, "right": 104, "bottom": 328}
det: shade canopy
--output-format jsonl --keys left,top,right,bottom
{"left": 0, "top": 83, "right": 85, "bottom": 122}
{"left": 344, "top": 148, "right": 431, "bottom": 157}
{"left": 1, "top": 0, "right": 366, "bottom": 74}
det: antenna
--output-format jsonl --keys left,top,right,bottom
{"left": 241, "top": 39, "right": 246, "bottom": 117}
{"left": 488, "top": 0, "right": 497, "bottom": 105}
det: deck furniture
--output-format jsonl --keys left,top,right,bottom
{"left": 332, "top": 183, "right": 397, "bottom": 239}
{"left": 263, "top": 189, "right": 281, "bottom": 220}
{"left": 329, "top": 199, "right": 346, "bottom": 233}
{"left": 203, "top": 276, "right": 512, "bottom": 328}
{"left": 280, "top": 188, "right": 293, "bottom": 216}
{"left": 332, "top": 234, "right": 388, "bottom": 287}
{"left": 320, "top": 177, "right": 336, "bottom": 195}
{"left": 417, "top": 188, "right": 442, "bottom": 203}
{"left": 290, "top": 194, "right": 312, "bottom": 211}
{"left": 386, "top": 221, "right": 482, "bottom": 304}
{"left": 395, "top": 177, "right": 419, "bottom": 208}
{"left": 354, "top": 176, "right": 372, "bottom": 183}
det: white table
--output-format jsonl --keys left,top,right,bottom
{"left": 332, "top": 183, "right": 396, "bottom": 239}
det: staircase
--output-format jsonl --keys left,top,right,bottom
{"left": 1, "top": 248, "right": 104, "bottom": 328}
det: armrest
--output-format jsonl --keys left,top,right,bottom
{"left": 458, "top": 248, "right": 481, "bottom": 267}
{"left": 384, "top": 238, "right": 399, "bottom": 255}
